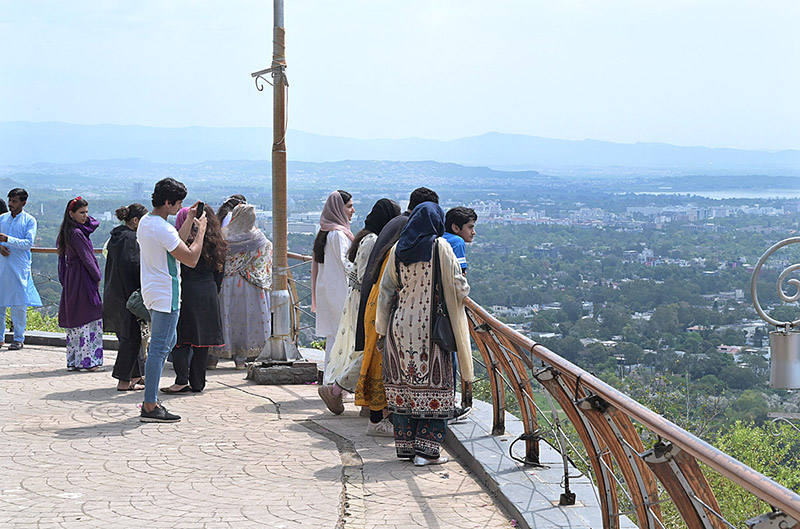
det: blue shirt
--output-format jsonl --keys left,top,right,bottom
{"left": 443, "top": 232, "right": 467, "bottom": 271}
{"left": 0, "top": 210, "right": 42, "bottom": 307}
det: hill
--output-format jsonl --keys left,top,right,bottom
{"left": 2, "top": 122, "right": 798, "bottom": 176}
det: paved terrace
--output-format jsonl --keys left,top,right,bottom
{"left": 0, "top": 344, "right": 516, "bottom": 529}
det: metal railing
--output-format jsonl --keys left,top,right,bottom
{"left": 286, "top": 251, "right": 314, "bottom": 344}
{"left": 465, "top": 298, "right": 800, "bottom": 529}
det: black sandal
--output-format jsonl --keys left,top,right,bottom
{"left": 160, "top": 385, "right": 191, "bottom": 394}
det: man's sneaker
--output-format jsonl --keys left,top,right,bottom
{"left": 140, "top": 403, "right": 181, "bottom": 423}
{"left": 449, "top": 406, "right": 472, "bottom": 423}
{"left": 8, "top": 341, "right": 23, "bottom": 351}
{"left": 365, "top": 418, "right": 394, "bottom": 437}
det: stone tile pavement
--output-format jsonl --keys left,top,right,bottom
{"left": 0, "top": 344, "right": 516, "bottom": 528}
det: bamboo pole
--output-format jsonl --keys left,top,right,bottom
{"left": 258, "top": 0, "right": 299, "bottom": 362}
{"left": 272, "top": 0, "right": 287, "bottom": 293}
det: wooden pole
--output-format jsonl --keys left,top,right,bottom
{"left": 272, "top": 0, "right": 287, "bottom": 292}
{"left": 257, "top": 0, "right": 299, "bottom": 362}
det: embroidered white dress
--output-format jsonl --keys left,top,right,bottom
{"left": 323, "top": 233, "right": 376, "bottom": 387}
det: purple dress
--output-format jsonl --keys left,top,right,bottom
{"left": 58, "top": 217, "right": 103, "bottom": 369}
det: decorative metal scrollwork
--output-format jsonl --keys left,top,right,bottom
{"left": 253, "top": 74, "right": 272, "bottom": 91}
{"left": 750, "top": 236, "right": 800, "bottom": 328}
{"left": 251, "top": 64, "right": 288, "bottom": 92}
{"left": 770, "top": 415, "right": 800, "bottom": 437}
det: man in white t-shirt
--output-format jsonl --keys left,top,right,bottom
{"left": 138, "top": 178, "right": 207, "bottom": 423}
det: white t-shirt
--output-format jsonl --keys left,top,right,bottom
{"left": 137, "top": 214, "right": 182, "bottom": 313}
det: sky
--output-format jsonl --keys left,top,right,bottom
{"left": 1, "top": 0, "right": 799, "bottom": 150}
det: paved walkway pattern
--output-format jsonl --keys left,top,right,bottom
{"left": 0, "top": 345, "right": 514, "bottom": 528}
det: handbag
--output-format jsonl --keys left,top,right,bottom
{"left": 431, "top": 240, "right": 457, "bottom": 353}
{"left": 126, "top": 289, "right": 151, "bottom": 322}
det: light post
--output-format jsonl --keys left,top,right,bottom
{"left": 750, "top": 237, "right": 800, "bottom": 434}
{"left": 251, "top": 0, "right": 300, "bottom": 364}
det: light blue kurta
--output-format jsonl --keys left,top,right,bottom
{"left": 0, "top": 211, "right": 42, "bottom": 307}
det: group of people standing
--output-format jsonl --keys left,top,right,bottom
{"left": 312, "top": 187, "right": 478, "bottom": 466}
{"left": 1, "top": 182, "right": 479, "bottom": 465}
{"left": 30, "top": 178, "right": 272, "bottom": 423}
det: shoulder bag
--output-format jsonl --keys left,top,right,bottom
{"left": 431, "top": 240, "right": 457, "bottom": 353}
{"left": 126, "top": 289, "right": 151, "bottom": 322}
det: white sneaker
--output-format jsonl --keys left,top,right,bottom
{"left": 365, "top": 418, "right": 394, "bottom": 437}
{"left": 413, "top": 455, "right": 449, "bottom": 466}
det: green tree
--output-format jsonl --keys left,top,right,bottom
{"left": 708, "top": 422, "right": 800, "bottom": 528}
{"left": 727, "top": 390, "right": 768, "bottom": 424}
{"left": 651, "top": 305, "right": 680, "bottom": 334}
{"left": 616, "top": 342, "right": 644, "bottom": 366}
{"left": 561, "top": 295, "right": 583, "bottom": 322}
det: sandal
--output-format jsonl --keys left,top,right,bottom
{"left": 117, "top": 383, "right": 145, "bottom": 391}
{"left": 160, "top": 385, "right": 191, "bottom": 394}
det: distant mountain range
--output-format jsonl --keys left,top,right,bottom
{"left": 1, "top": 121, "right": 798, "bottom": 176}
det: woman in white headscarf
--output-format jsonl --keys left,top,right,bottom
{"left": 311, "top": 190, "right": 355, "bottom": 370}
{"left": 210, "top": 204, "right": 273, "bottom": 369}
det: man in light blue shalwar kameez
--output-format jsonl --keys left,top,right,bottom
{"left": 0, "top": 188, "right": 42, "bottom": 350}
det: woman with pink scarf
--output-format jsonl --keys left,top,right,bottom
{"left": 312, "top": 190, "right": 355, "bottom": 370}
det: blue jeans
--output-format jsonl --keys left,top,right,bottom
{"left": 144, "top": 308, "right": 180, "bottom": 404}
{"left": 1, "top": 306, "right": 28, "bottom": 343}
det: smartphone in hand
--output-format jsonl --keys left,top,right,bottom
{"left": 195, "top": 202, "right": 205, "bottom": 218}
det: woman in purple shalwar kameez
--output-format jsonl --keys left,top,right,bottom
{"left": 57, "top": 197, "right": 104, "bottom": 371}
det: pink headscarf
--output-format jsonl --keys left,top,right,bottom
{"left": 311, "top": 191, "right": 355, "bottom": 312}
{"left": 174, "top": 207, "right": 191, "bottom": 230}
{"left": 319, "top": 191, "right": 354, "bottom": 238}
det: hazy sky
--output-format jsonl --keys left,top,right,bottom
{"left": 2, "top": 0, "right": 798, "bottom": 150}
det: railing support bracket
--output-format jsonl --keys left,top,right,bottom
{"left": 745, "top": 511, "right": 798, "bottom": 529}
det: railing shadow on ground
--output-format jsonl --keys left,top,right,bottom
{"left": 29, "top": 249, "right": 800, "bottom": 528}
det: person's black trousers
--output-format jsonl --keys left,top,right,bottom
{"left": 171, "top": 344, "right": 208, "bottom": 392}
{"left": 111, "top": 329, "right": 143, "bottom": 382}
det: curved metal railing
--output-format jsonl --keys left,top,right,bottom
{"left": 464, "top": 298, "right": 800, "bottom": 529}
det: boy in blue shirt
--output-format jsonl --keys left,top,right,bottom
{"left": 442, "top": 206, "right": 477, "bottom": 422}
{"left": 443, "top": 206, "right": 477, "bottom": 274}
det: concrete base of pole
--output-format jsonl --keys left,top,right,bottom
{"left": 257, "top": 337, "right": 300, "bottom": 363}
{"left": 256, "top": 289, "right": 300, "bottom": 362}
{"left": 246, "top": 360, "right": 318, "bottom": 385}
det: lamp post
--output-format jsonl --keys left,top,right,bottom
{"left": 251, "top": 0, "right": 299, "bottom": 363}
